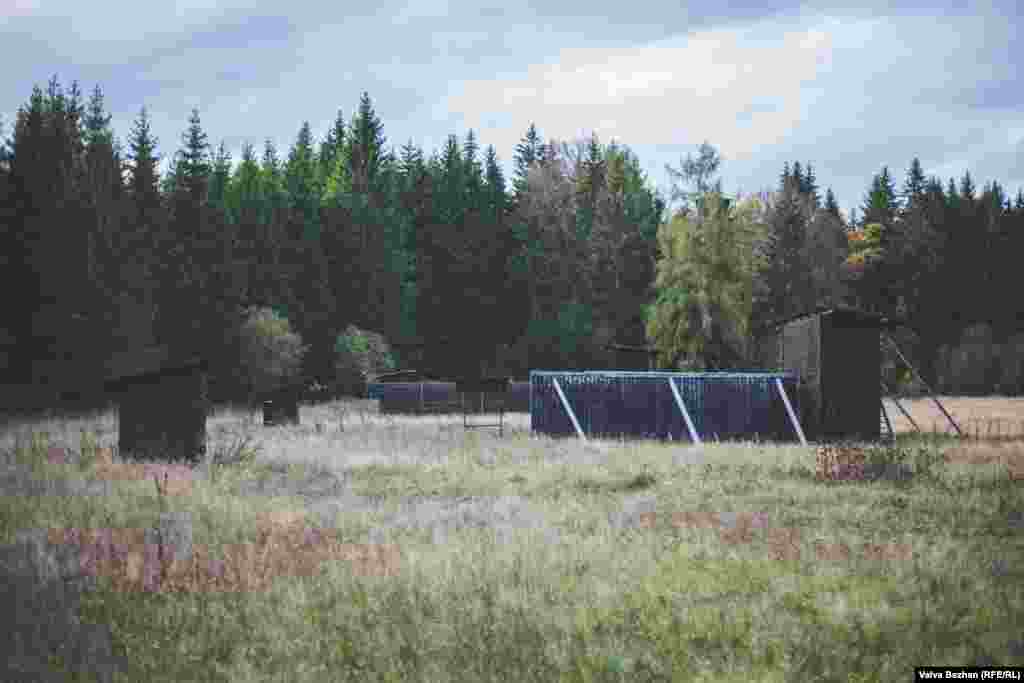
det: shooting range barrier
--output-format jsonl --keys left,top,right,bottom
{"left": 529, "top": 371, "right": 803, "bottom": 444}
{"left": 367, "top": 375, "right": 530, "bottom": 415}
{"left": 103, "top": 346, "right": 209, "bottom": 465}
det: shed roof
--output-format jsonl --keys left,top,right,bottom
{"left": 756, "top": 306, "right": 908, "bottom": 333}
{"left": 370, "top": 369, "right": 442, "bottom": 383}
{"left": 102, "top": 346, "right": 207, "bottom": 390}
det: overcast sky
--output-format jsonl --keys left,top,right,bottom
{"left": 2, "top": 0, "right": 1021, "bottom": 221}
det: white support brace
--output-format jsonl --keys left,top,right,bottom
{"left": 552, "top": 377, "right": 587, "bottom": 441}
{"left": 775, "top": 378, "right": 807, "bottom": 446}
{"left": 668, "top": 378, "right": 702, "bottom": 445}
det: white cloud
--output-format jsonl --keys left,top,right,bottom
{"left": 444, "top": 16, "right": 839, "bottom": 165}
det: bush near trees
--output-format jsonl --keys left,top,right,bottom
{"left": 334, "top": 325, "right": 395, "bottom": 395}
{"left": 237, "top": 306, "right": 308, "bottom": 400}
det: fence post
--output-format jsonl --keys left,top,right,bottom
{"left": 775, "top": 378, "right": 807, "bottom": 446}
{"left": 668, "top": 377, "right": 701, "bottom": 445}
{"left": 552, "top": 377, "right": 586, "bottom": 441}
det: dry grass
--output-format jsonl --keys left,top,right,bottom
{"left": 2, "top": 397, "right": 1022, "bottom": 682}
{"left": 885, "top": 395, "right": 1024, "bottom": 440}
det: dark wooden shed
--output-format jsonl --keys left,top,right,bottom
{"left": 103, "top": 346, "right": 209, "bottom": 465}
{"left": 756, "top": 307, "right": 904, "bottom": 443}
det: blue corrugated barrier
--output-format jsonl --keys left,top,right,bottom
{"left": 529, "top": 371, "right": 800, "bottom": 443}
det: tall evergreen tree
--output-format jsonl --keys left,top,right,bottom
{"left": 399, "top": 139, "right": 425, "bottom": 180}
{"left": 902, "top": 157, "right": 927, "bottom": 209}
{"left": 752, "top": 171, "right": 815, "bottom": 326}
{"left": 225, "top": 141, "right": 263, "bottom": 223}
{"left": 208, "top": 141, "right": 233, "bottom": 212}
{"left": 346, "top": 92, "right": 387, "bottom": 197}
{"left": 261, "top": 139, "right": 283, "bottom": 190}
{"left": 5, "top": 77, "right": 97, "bottom": 391}
{"left": 126, "top": 107, "right": 162, "bottom": 212}
{"left": 285, "top": 121, "right": 319, "bottom": 233}
{"left": 207, "top": 141, "right": 234, "bottom": 208}
{"left": 176, "top": 108, "right": 211, "bottom": 206}
{"left": 483, "top": 144, "right": 506, "bottom": 224}
{"left": 83, "top": 84, "right": 114, "bottom": 148}
{"left": 790, "top": 161, "right": 804, "bottom": 195}
{"left": 114, "top": 105, "right": 165, "bottom": 349}
{"left": 513, "top": 122, "right": 543, "bottom": 197}
{"left": 824, "top": 187, "right": 841, "bottom": 219}
{"left": 316, "top": 109, "right": 345, "bottom": 197}
{"left": 79, "top": 84, "right": 129, "bottom": 357}
{"left": 802, "top": 162, "right": 819, "bottom": 207}
{"left": 463, "top": 129, "right": 483, "bottom": 200}
{"left": 959, "top": 170, "right": 976, "bottom": 203}
{"left": 861, "top": 166, "right": 898, "bottom": 227}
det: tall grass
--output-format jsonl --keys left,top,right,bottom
{"left": 2, "top": 398, "right": 1022, "bottom": 682}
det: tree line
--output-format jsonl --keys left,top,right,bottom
{"left": 645, "top": 143, "right": 1024, "bottom": 395}
{"left": 1, "top": 75, "right": 1021, "bottom": 412}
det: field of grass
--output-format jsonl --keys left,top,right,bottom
{"left": 2, "top": 397, "right": 1023, "bottom": 682}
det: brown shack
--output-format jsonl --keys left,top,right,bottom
{"left": 103, "top": 346, "right": 209, "bottom": 465}
{"left": 755, "top": 307, "right": 904, "bottom": 443}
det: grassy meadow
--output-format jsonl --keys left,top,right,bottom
{"left": 2, "top": 397, "right": 1023, "bottom": 682}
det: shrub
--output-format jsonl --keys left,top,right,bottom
{"left": 334, "top": 325, "right": 395, "bottom": 386}
{"left": 237, "top": 306, "right": 309, "bottom": 399}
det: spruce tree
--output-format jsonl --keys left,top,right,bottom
{"left": 945, "top": 177, "right": 959, "bottom": 213}
{"left": 802, "top": 162, "right": 819, "bottom": 207}
{"left": 228, "top": 141, "right": 272, "bottom": 307}
{"left": 285, "top": 121, "right": 319, "bottom": 232}
{"left": 824, "top": 187, "right": 841, "bottom": 219}
{"left": 313, "top": 110, "right": 344, "bottom": 201}
{"left": 124, "top": 105, "right": 164, "bottom": 343}
{"left": 208, "top": 141, "right": 233, "bottom": 212}
{"left": 230, "top": 142, "right": 261, "bottom": 206}
{"left": 513, "top": 122, "right": 543, "bottom": 196}
{"left": 959, "top": 170, "right": 976, "bottom": 203}
{"left": 483, "top": 144, "right": 506, "bottom": 224}
{"left": 346, "top": 92, "right": 387, "bottom": 196}
{"left": 80, "top": 84, "right": 128, "bottom": 353}
{"left": 260, "top": 138, "right": 287, "bottom": 226}
{"left": 126, "top": 107, "right": 162, "bottom": 211}
{"left": 902, "top": 157, "right": 927, "bottom": 209}
{"left": 779, "top": 162, "right": 791, "bottom": 193}
{"left": 177, "top": 108, "right": 211, "bottom": 206}
{"left": 463, "top": 129, "right": 483, "bottom": 199}
{"left": 83, "top": 84, "right": 113, "bottom": 148}
{"left": 791, "top": 161, "right": 803, "bottom": 195}
{"left": 753, "top": 171, "right": 815, "bottom": 326}
{"left": 861, "top": 166, "right": 898, "bottom": 227}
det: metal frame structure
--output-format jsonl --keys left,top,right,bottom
{"left": 531, "top": 370, "right": 805, "bottom": 444}
{"left": 881, "top": 333, "right": 963, "bottom": 437}
{"left": 456, "top": 378, "right": 510, "bottom": 437}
